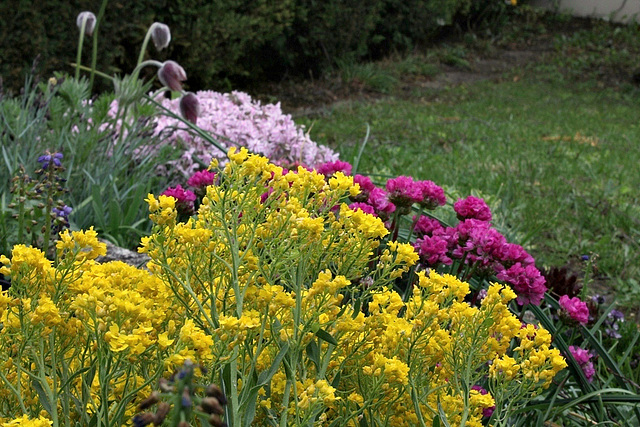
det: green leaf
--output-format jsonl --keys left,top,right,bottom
{"left": 315, "top": 328, "right": 338, "bottom": 346}
{"left": 31, "top": 377, "right": 54, "bottom": 416}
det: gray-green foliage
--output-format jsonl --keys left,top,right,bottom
{"left": 0, "top": 75, "right": 178, "bottom": 251}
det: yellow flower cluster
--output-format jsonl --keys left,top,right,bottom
{"left": 0, "top": 150, "right": 566, "bottom": 425}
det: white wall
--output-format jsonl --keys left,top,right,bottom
{"left": 530, "top": 0, "right": 640, "bottom": 23}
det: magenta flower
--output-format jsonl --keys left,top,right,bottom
{"left": 316, "top": 160, "right": 352, "bottom": 177}
{"left": 158, "top": 61, "right": 187, "bottom": 92}
{"left": 414, "top": 235, "right": 452, "bottom": 266}
{"left": 418, "top": 180, "right": 446, "bottom": 209}
{"left": 558, "top": 295, "right": 589, "bottom": 325}
{"left": 367, "top": 187, "right": 396, "bottom": 221}
{"left": 161, "top": 184, "right": 196, "bottom": 216}
{"left": 454, "top": 195, "right": 492, "bottom": 222}
{"left": 568, "top": 346, "right": 595, "bottom": 382}
{"left": 386, "top": 176, "right": 423, "bottom": 210}
{"left": 352, "top": 174, "right": 376, "bottom": 202}
{"left": 471, "top": 386, "right": 495, "bottom": 418}
{"left": 348, "top": 202, "right": 376, "bottom": 216}
{"left": 187, "top": 170, "right": 216, "bottom": 189}
{"left": 496, "top": 262, "right": 547, "bottom": 306}
{"left": 412, "top": 215, "right": 444, "bottom": 237}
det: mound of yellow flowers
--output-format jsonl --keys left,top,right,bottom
{"left": 0, "top": 149, "right": 566, "bottom": 426}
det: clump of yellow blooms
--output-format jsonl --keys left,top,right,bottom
{"left": 0, "top": 149, "right": 565, "bottom": 426}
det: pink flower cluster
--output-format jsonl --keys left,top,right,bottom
{"left": 153, "top": 91, "right": 338, "bottom": 177}
{"left": 318, "top": 160, "right": 547, "bottom": 306}
{"left": 161, "top": 184, "right": 196, "bottom": 215}
{"left": 187, "top": 170, "right": 217, "bottom": 194}
{"left": 385, "top": 176, "right": 446, "bottom": 211}
{"left": 454, "top": 195, "right": 492, "bottom": 222}
{"left": 568, "top": 346, "right": 596, "bottom": 382}
{"left": 558, "top": 295, "right": 590, "bottom": 325}
{"left": 413, "top": 216, "right": 546, "bottom": 305}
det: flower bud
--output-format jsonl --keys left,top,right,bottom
{"left": 150, "top": 23, "right": 171, "bottom": 51}
{"left": 180, "top": 92, "right": 200, "bottom": 124}
{"left": 157, "top": 61, "right": 187, "bottom": 92}
{"left": 76, "top": 11, "right": 96, "bottom": 36}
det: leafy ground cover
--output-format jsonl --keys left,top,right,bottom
{"left": 265, "top": 12, "right": 640, "bottom": 312}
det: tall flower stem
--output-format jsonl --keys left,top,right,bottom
{"left": 89, "top": 0, "right": 109, "bottom": 92}
{"left": 75, "top": 18, "right": 88, "bottom": 80}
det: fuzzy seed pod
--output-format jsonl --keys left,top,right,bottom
{"left": 179, "top": 92, "right": 200, "bottom": 124}
{"left": 76, "top": 11, "right": 96, "bottom": 36}
{"left": 138, "top": 391, "right": 160, "bottom": 410}
{"left": 157, "top": 61, "right": 186, "bottom": 92}
{"left": 201, "top": 397, "right": 224, "bottom": 415}
{"left": 150, "top": 23, "right": 171, "bottom": 50}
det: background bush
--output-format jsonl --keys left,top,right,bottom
{"left": 0, "top": 0, "right": 515, "bottom": 93}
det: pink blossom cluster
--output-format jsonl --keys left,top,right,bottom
{"left": 558, "top": 295, "right": 590, "bottom": 325}
{"left": 568, "top": 346, "right": 596, "bottom": 382}
{"left": 186, "top": 170, "right": 217, "bottom": 195}
{"left": 384, "top": 176, "right": 446, "bottom": 211}
{"left": 413, "top": 216, "right": 546, "bottom": 305}
{"left": 161, "top": 184, "right": 196, "bottom": 215}
{"left": 318, "top": 160, "right": 547, "bottom": 306}
{"left": 454, "top": 195, "right": 492, "bottom": 222}
{"left": 153, "top": 91, "right": 338, "bottom": 177}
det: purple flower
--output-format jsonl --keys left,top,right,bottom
{"left": 454, "top": 195, "right": 492, "bottom": 222}
{"left": 367, "top": 187, "right": 396, "bottom": 221}
{"left": 187, "top": 170, "right": 216, "bottom": 189}
{"left": 316, "top": 160, "right": 352, "bottom": 177}
{"left": 52, "top": 205, "right": 73, "bottom": 219}
{"left": 161, "top": 185, "right": 196, "bottom": 216}
{"left": 558, "top": 295, "right": 590, "bottom": 325}
{"left": 471, "top": 385, "right": 495, "bottom": 418}
{"left": 158, "top": 61, "right": 187, "bottom": 92}
{"left": 37, "top": 152, "right": 63, "bottom": 169}
{"left": 351, "top": 174, "right": 376, "bottom": 202}
{"left": 348, "top": 202, "right": 376, "bottom": 216}
{"left": 418, "top": 180, "right": 446, "bottom": 209}
{"left": 568, "top": 346, "right": 596, "bottom": 382}
{"left": 386, "top": 176, "right": 423, "bottom": 208}
{"left": 412, "top": 215, "right": 444, "bottom": 237}
{"left": 496, "top": 262, "right": 547, "bottom": 306}
{"left": 414, "top": 235, "right": 452, "bottom": 266}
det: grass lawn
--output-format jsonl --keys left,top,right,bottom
{"left": 292, "top": 20, "right": 640, "bottom": 309}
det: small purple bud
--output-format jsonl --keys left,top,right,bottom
{"left": 581, "top": 255, "right": 590, "bottom": 261}
{"left": 180, "top": 92, "right": 200, "bottom": 124}
{"left": 157, "top": 61, "right": 186, "bottom": 92}
{"left": 76, "top": 11, "right": 96, "bottom": 37}
{"left": 149, "top": 23, "right": 171, "bottom": 51}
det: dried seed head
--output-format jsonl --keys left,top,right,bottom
{"left": 180, "top": 92, "right": 200, "bottom": 124}
{"left": 132, "top": 412, "right": 155, "bottom": 427}
{"left": 150, "top": 23, "right": 171, "bottom": 51}
{"left": 158, "top": 377, "right": 174, "bottom": 393}
{"left": 205, "top": 384, "right": 227, "bottom": 405}
{"left": 76, "top": 11, "right": 96, "bottom": 36}
{"left": 138, "top": 391, "right": 160, "bottom": 410}
{"left": 208, "top": 414, "right": 227, "bottom": 427}
{"left": 153, "top": 402, "right": 171, "bottom": 425}
{"left": 157, "top": 61, "right": 186, "bottom": 92}
{"left": 201, "top": 397, "right": 224, "bottom": 415}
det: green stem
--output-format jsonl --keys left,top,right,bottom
{"left": 137, "top": 26, "right": 154, "bottom": 68}
{"left": 75, "top": 19, "right": 87, "bottom": 80}
{"left": 89, "top": 0, "right": 109, "bottom": 92}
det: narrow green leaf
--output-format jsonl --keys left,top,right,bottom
{"left": 315, "top": 328, "right": 338, "bottom": 346}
